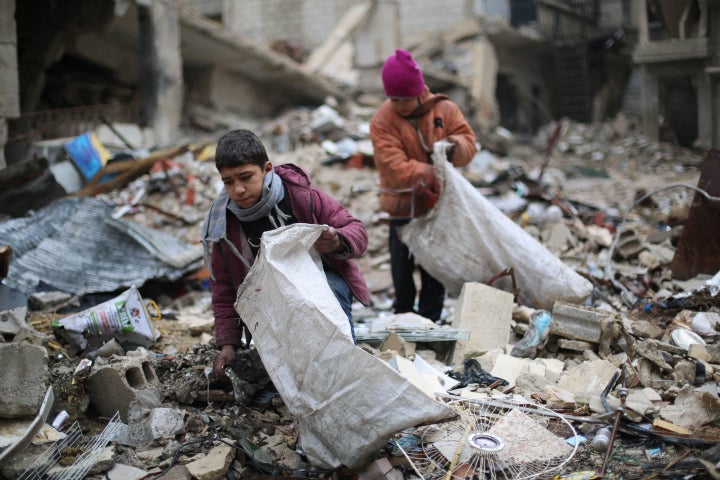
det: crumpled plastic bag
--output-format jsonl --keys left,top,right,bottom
{"left": 235, "top": 223, "right": 456, "bottom": 469}
{"left": 511, "top": 310, "right": 553, "bottom": 358}
{"left": 399, "top": 141, "right": 593, "bottom": 309}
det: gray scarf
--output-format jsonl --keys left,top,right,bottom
{"left": 200, "top": 170, "right": 290, "bottom": 278}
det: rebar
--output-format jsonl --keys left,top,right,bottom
{"left": 600, "top": 387, "right": 627, "bottom": 476}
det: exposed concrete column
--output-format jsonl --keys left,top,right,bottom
{"left": 0, "top": 0, "right": 19, "bottom": 169}
{"left": 471, "top": 36, "right": 500, "bottom": 132}
{"left": 138, "top": 0, "right": 183, "bottom": 147}
{"left": 640, "top": 65, "right": 659, "bottom": 142}
{"left": 637, "top": 0, "right": 649, "bottom": 43}
{"left": 697, "top": 72, "right": 713, "bottom": 149}
{"left": 354, "top": 0, "right": 400, "bottom": 93}
{"left": 355, "top": 0, "right": 399, "bottom": 68}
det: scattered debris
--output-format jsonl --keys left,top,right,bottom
{"left": 0, "top": 104, "right": 718, "bottom": 479}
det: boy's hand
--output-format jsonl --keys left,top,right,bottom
{"left": 214, "top": 345, "right": 236, "bottom": 381}
{"left": 315, "top": 226, "right": 343, "bottom": 254}
{"left": 445, "top": 141, "right": 456, "bottom": 162}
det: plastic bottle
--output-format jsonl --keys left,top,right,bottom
{"left": 51, "top": 410, "right": 70, "bottom": 430}
{"left": 590, "top": 427, "right": 612, "bottom": 452}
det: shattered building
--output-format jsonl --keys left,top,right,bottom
{"left": 2, "top": 0, "right": 720, "bottom": 479}
{"left": 1, "top": 0, "right": 719, "bottom": 172}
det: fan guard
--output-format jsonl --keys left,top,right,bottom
{"left": 396, "top": 395, "right": 578, "bottom": 480}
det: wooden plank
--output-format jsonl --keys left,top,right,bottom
{"left": 652, "top": 418, "right": 691, "bottom": 435}
{"left": 72, "top": 145, "right": 188, "bottom": 197}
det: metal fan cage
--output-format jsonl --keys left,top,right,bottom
{"left": 396, "top": 396, "right": 578, "bottom": 480}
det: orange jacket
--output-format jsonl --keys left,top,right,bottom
{"left": 369, "top": 87, "right": 477, "bottom": 218}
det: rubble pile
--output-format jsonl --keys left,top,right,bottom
{"left": 1, "top": 101, "right": 719, "bottom": 479}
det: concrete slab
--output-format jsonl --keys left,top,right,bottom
{"left": 451, "top": 282, "right": 514, "bottom": 364}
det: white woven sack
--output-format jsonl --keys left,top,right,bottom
{"left": 235, "top": 223, "right": 455, "bottom": 469}
{"left": 399, "top": 142, "right": 592, "bottom": 309}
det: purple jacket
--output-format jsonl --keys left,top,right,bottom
{"left": 209, "top": 163, "right": 371, "bottom": 348}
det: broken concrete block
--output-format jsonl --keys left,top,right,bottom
{"left": 593, "top": 388, "right": 660, "bottom": 419}
{"left": 514, "top": 373, "right": 553, "bottom": 399}
{"left": 129, "top": 407, "right": 185, "bottom": 446}
{"left": 153, "top": 465, "right": 192, "bottom": 480}
{"left": 86, "top": 349, "right": 160, "bottom": 422}
{"left": 489, "top": 353, "right": 533, "bottom": 386}
{"left": 185, "top": 439, "right": 235, "bottom": 480}
{"left": 658, "top": 386, "right": 720, "bottom": 432}
{"left": 551, "top": 302, "right": 620, "bottom": 343}
{"left": 135, "top": 446, "right": 165, "bottom": 463}
{"left": 259, "top": 442, "right": 306, "bottom": 470}
{"left": 87, "top": 446, "right": 116, "bottom": 475}
{"left": 556, "top": 359, "right": 619, "bottom": 405}
{"left": 698, "top": 344, "right": 720, "bottom": 363}
{"left": 630, "top": 319, "right": 665, "bottom": 340}
{"left": 28, "top": 291, "right": 72, "bottom": 311}
{"left": 0, "top": 343, "right": 49, "bottom": 418}
{"left": 176, "top": 313, "right": 214, "bottom": 336}
{"left": 451, "top": 282, "right": 513, "bottom": 364}
{"left": 672, "top": 359, "right": 698, "bottom": 385}
{"left": 537, "top": 358, "right": 565, "bottom": 381}
{"left": 0, "top": 306, "right": 27, "bottom": 335}
{"left": 357, "top": 457, "right": 403, "bottom": 480}
{"left": 106, "top": 463, "right": 148, "bottom": 480}
{"left": 558, "top": 338, "right": 594, "bottom": 352}
{"left": 380, "top": 331, "right": 415, "bottom": 357}
{"left": 585, "top": 225, "right": 613, "bottom": 247}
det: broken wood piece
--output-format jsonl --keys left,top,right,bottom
{"left": 74, "top": 145, "right": 188, "bottom": 196}
{"left": 652, "top": 418, "right": 691, "bottom": 435}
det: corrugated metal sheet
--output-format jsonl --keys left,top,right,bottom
{"left": 0, "top": 197, "right": 202, "bottom": 294}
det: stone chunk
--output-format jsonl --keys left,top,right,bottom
{"left": 185, "top": 439, "right": 236, "bottom": 480}
{"left": 357, "top": 457, "right": 403, "bottom": 479}
{"left": 551, "top": 302, "right": 620, "bottom": 343}
{"left": 28, "top": 291, "right": 73, "bottom": 311}
{"left": 658, "top": 387, "right": 720, "bottom": 432}
{"left": 106, "top": 463, "right": 147, "bottom": 480}
{"left": 0, "top": 306, "right": 27, "bottom": 335}
{"left": 556, "top": 359, "right": 619, "bottom": 404}
{"left": 451, "top": 282, "right": 513, "bottom": 364}
{"left": 558, "top": 338, "right": 594, "bottom": 351}
{"left": 0, "top": 343, "right": 49, "bottom": 418}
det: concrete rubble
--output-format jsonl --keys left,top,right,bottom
{"left": 0, "top": 101, "right": 718, "bottom": 478}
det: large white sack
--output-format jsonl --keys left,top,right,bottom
{"left": 399, "top": 142, "right": 592, "bottom": 309}
{"left": 235, "top": 223, "right": 455, "bottom": 469}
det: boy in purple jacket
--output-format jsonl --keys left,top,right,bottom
{"left": 201, "top": 129, "right": 371, "bottom": 380}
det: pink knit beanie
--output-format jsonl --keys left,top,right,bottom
{"left": 381, "top": 49, "right": 425, "bottom": 98}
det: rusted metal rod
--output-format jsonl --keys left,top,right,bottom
{"left": 600, "top": 387, "right": 627, "bottom": 476}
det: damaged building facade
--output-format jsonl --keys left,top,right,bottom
{"left": 0, "top": 0, "right": 719, "bottom": 172}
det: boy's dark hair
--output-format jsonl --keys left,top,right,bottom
{"left": 215, "top": 129, "right": 269, "bottom": 170}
